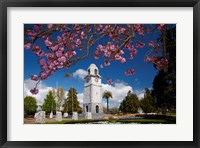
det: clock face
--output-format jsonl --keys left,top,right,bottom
{"left": 95, "top": 78, "right": 98, "bottom": 82}
{"left": 86, "top": 77, "right": 90, "bottom": 83}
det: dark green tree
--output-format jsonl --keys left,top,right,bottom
{"left": 119, "top": 92, "right": 140, "bottom": 113}
{"left": 42, "top": 91, "right": 56, "bottom": 113}
{"left": 65, "top": 87, "right": 82, "bottom": 114}
{"left": 102, "top": 91, "right": 113, "bottom": 113}
{"left": 24, "top": 96, "right": 37, "bottom": 115}
{"left": 152, "top": 26, "right": 176, "bottom": 113}
{"left": 140, "top": 88, "right": 155, "bottom": 113}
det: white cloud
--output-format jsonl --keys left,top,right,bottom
{"left": 137, "top": 93, "right": 144, "bottom": 100}
{"left": 77, "top": 93, "right": 84, "bottom": 107}
{"left": 102, "top": 82, "right": 133, "bottom": 104}
{"left": 72, "top": 69, "right": 87, "bottom": 80}
{"left": 24, "top": 79, "right": 53, "bottom": 104}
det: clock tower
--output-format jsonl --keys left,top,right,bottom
{"left": 83, "top": 64, "right": 103, "bottom": 114}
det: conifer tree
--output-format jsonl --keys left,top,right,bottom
{"left": 65, "top": 87, "right": 82, "bottom": 114}
{"left": 42, "top": 91, "right": 56, "bottom": 113}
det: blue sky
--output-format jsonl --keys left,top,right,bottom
{"left": 24, "top": 24, "right": 175, "bottom": 107}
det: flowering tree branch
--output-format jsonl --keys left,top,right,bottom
{"left": 24, "top": 24, "right": 169, "bottom": 94}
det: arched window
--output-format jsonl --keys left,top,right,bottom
{"left": 88, "top": 69, "right": 90, "bottom": 75}
{"left": 94, "top": 69, "right": 98, "bottom": 75}
{"left": 86, "top": 105, "right": 88, "bottom": 112}
{"left": 96, "top": 105, "right": 99, "bottom": 113}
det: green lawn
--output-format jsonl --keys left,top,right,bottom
{"left": 46, "top": 115, "right": 176, "bottom": 124}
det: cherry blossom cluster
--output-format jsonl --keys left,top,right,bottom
{"left": 145, "top": 39, "right": 169, "bottom": 71}
{"left": 107, "top": 79, "right": 113, "bottom": 85}
{"left": 145, "top": 55, "right": 169, "bottom": 71}
{"left": 94, "top": 42, "right": 127, "bottom": 65}
{"left": 155, "top": 58, "right": 168, "bottom": 71}
{"left": 125, "top": 69, "right": 135, "bottom": 76}
{"left": 127, "top": 24, "right": 145, "bottom": 37}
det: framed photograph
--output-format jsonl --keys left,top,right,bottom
{"left": 0, "top": 0, "right": 199, "bottom": 148}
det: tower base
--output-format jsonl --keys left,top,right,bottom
{"left": 83, "top": 103, "right": 103, "bottom": 114}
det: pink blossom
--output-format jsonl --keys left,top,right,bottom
{"left": 24, "top": 43, "right": 31, "bottom": 49}
{"left": 50, "top": 45, "right": 59, "bottom": 51}
{"left": 32, "top": 46, "right": 44, "bottom": 57}
{"left": 41, "top": 65, "right": 49, "bottom": 71}
{"left": 97, "top": 24, "right": 103, "bottom": 31}
{"left": 55, "top": 50, "right": 62, "bottom": 58}
{"left": 100, "top": 64, "right": 104, "bottom": 68}
{"left": 31, "top": 75, "right": 39, "bottom": 81}
{"left": 47, "top": 24, "right": 53, "bottom": 29}
{"left": 109, "top": 44, "right": 115, "bottom": 51}
{"left": 145, "top": 56, "right": 151, "bottom": 62}
{"left": 46, "top": 53, "right": 55, "bottom": 59}
{"left": 125, "top": 69, "right": 135, "bottom": 76}
{"left": 134, "top": 24, "right": 141, "bottom": 29}
{"left": 137, "top": 29, "right": 144, "bottom": 36}
{"left": 151, "top": 56, "right": 157, "bottom": 62}
{"left": 114, "top": 54, "right": 121, "bottom": 60}
{"left": 36, "top": 51, "right": 44, "bottom": 57}
{"left": 107, "top": 79, "right": 113, "bottom": 85}
{"left": 58, "top": 56, "right": 66, "bottom": 62}
{"left": 119, "top": 50, "right": 124, "bottom": 55}
{"left": 34, "top": 24, "right": 42, "bottom": 30}
{"left": 134, "top": 24, "right": 144, "bottom": 36}
{"left": 136, "top": 42, "right": 145, "bottom": 48}
{"left": 57, "top": 36, "right": 62, "bottom": 42}
{"left": 94, "top": 54, "right": 99, "bottom": 59}
{"left": 64, "top": 52, "right": 69, "bottom": 58}
{"left": 155, "top": 58, "right": 168, "bottom": 70}
{"left": 145, "top": 56, "right": 157, "bottom": 63}
{"left": 104, "top": 61, "right": 110, "bottom": 66}
{"left": 127, "top": 45, "right": 135, "bottom": 50}
{"left": 89, "top": 40, "right": 94, "bottom": 46}
{"left": 75, "top": 39, "right": 81, "bottom": 46}
{"left": 59, "top": 47, "right": 64, "bottom": 51}
{"left": 120, "top": 57, "right": 126, "bottom": 63}
{"left": 155, "top": 44, "right": 161, "bottom": 49}
{"left": 48, "top": 62, "right": 56, "bottom": 70}
{"left": 157, "top": 24, "right": 165, "bottom": 30}
{"left": 129, "top": 49, "right": 138, "bottom": 59}
{"left": 53, "top": 60, "right": 59, "bottom": 66}
{"left": 39, "top": 58, "right": 46, "bottom": 65}
{"left": 78, "top": 46, "right": 83, "bottom": 51}
{"left": 148, "top": 41, "right": 154, "bottom": 47}
{"left": 57, "top": 64, "right": 63, "bottom": 69}
{"left": 71, "top": 50, "right": 76, "bottom": 56}
{"left": 118, "top": 27, "right": 126, "bottom": 34}
{"left": 74, "top": 24, "right": 81, "bottom": 30}
{"left": 26, "top": 29, "right": 36, "bottom": 37}
{"left": 127, "top": 24, "right": 132, "bottom": 28}
{"left": 98, "top": 45, "right": 104, "bottom": 51}
{"left": 45, "top": 37, "right": 53, "bottom": 47}
{"left": 95, "top": 50, "right": 100, "bottom": 55}
{"left": 30, "top": 88, "right": 39, "bottom": 95}
{"left": 104, "top": 51, "right": 111, "bottom": 57}
{"left": 40, "top": 71, "right": 49, "bottom": 80}
{"left": 81, "top": 31, "right": 86, "bottom": 39}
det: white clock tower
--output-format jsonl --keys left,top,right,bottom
{"left": 83, "top": 64, "right": 103, "bottom": 114}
